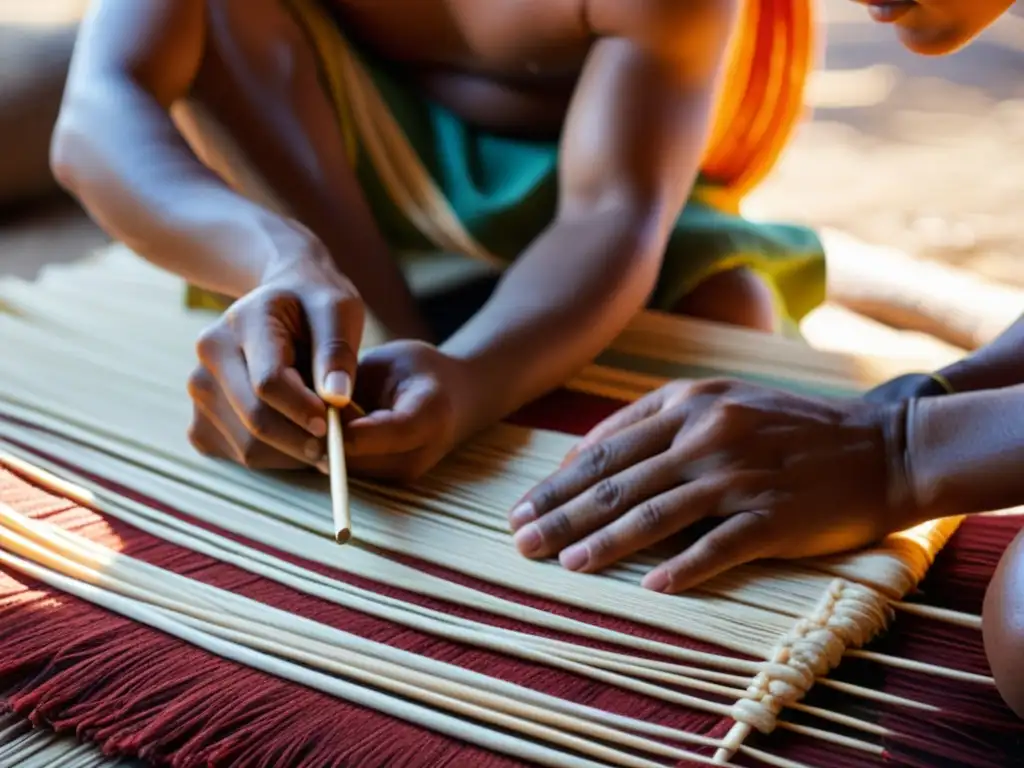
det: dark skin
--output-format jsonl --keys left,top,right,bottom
{"left": 52, "top": 0, "right": 757, "bottom": 480}
{"left": 511, "top": 313, "right": 1024, "bottom": 591}
{"left": 506, "top": 0, "right": 1024, "bottom": 590}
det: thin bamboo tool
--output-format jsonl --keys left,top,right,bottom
{"left": 327, "top": 406, "right": 351, "bottom": 543}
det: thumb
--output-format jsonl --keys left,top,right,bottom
{"left": 305, "top": 289, "right": 365, "bottom": 408}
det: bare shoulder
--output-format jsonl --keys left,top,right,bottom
{"left": 585, "top": 0, "right": 741, "bottom": 59}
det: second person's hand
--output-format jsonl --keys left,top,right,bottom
{"left": 185, "top": 245, "right": 364, "bottom": 472}
{"left": 508, "top": 379, "right": 921, "bottom": 592}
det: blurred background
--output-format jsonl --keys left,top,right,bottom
{"left": 0, "top": 0, "right": 1022, "bottom": 367}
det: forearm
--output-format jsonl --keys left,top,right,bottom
{"left": 441, "top": 209, "right": 662, "bottom": 432}
{"left": 936, "top": 313, "right": 1024, "bottom": 393}
{"left": 52, "top": 76, "right": 307, "bottom": 297}
{"left": 906, "top": 384, "right": 1024, "bottom": 520}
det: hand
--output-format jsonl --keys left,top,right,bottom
{"left": 508, "top": 379, "right": 919, "bottom": 592}
{"left": 186, "top": 246, "right": 364, "bottom": 471}
{"left": 344, "top": 340, "right": 479, "bottom": 480}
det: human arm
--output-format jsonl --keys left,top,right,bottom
{"left": 51, "top": 0, "right": 286, "bottom": 297}
{"left": 907, "top": 383, "right": 1024, "bottom": 520}
{"left": 864, "top": 313, "right": 1024, "bottom": 404}
{"left": 52, "top": 0, "right": 426, "bottom": 337}
{"left": 436, "top": 0, "right": 741, "bottom": 438}
{"left": 52, "top": 0, "right": 440, "bottom": 472}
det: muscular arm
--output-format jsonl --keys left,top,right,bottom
{"left": 51, "top": 0, "right": 428, "bottom": 338}
{"left": 51, "top": 0, "right": 283, "bottom": 297}
{"left": 441, "top": 0, "right": 739, "bottom": 433}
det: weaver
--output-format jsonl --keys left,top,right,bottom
{"left": 0, "top": 251, "right": 1020, "bottom": 768}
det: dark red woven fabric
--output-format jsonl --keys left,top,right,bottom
{"left": 0, "top": 388, "right": 1021, "bottom": 766}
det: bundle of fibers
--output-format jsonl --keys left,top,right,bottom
{"left": 0, "top": 248, "right": 1015, "bottom": 768}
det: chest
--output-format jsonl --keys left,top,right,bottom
{"left": 328, "top": 0, "right": 593, "bottom": 78}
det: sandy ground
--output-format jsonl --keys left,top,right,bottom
{"left": 748, "top": 2, "right": 1024, "bottom": 289}
{"left": 0, "top": 0, "right": 1021, "bottom": 307}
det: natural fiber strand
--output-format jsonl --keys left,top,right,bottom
{"left": 0, "top": 250, "right": 977, "bottom": 764}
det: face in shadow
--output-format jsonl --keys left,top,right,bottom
{"left": 851, "top": 0, "right": 1016, "bottom": 55}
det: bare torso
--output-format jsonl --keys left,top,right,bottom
{"left": 325, "top": 0, "right": 594, "bottom": 137}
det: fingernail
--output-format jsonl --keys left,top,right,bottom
{"left": 642, "top": 569, "right": 670, "bottom": 593}
{"left": 317, "top": 460, "right": 329, "bottom": 475}
{"left": 513, "top": 524, "right": 542, "bottom": 556}
{"left": 304, "top": 438, "right": 323, "bottom": 462}
{"left": 559, "top": 544, "right": 588, "bottom": 572}
{"left": 307, "top": 416, "right": 327, "bottom": 438}
{"left": 508, "top": 502, "right": 536, "bottom": 530}
{"left": 323, "top": 371, "right": 352, "bottom": 402}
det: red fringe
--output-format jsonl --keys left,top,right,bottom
{"left": 0, "top": 388, "right": 1021, "bottom": 766}
{"left": 0, "top": 464, "right": 732, "bottom": 765}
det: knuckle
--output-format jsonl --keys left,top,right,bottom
{"left": 195, "top": 325, "right": 229, "bottom": 362}
{"left": 238, "top": 438, "right": 262, "bottom": 469}
{"left": 187, "top": 422, "right": 211, "bottom": 455}
{"left": 252, "top": 366, "right": 288, "bottom": 400}
{"left": 317, "top": 338, "right": 358, "bottom": 370}
{"left": 688, "top": 378, "right": 730, "bottom": 397}
{"left": 186, "top": 367, "right": 217, "bottom": 403}
{"left": 591, "top": 478, "right": 623, "bottom": 511}
{"left": 243, "top": 403, "right": 276, "bottom": 441}
{"left": 581, "top": 441, "right": 613, "bottom": 477}
{"left": 540, "top": 510, "right": 574, "bottom": 544}
{"left": 529, "top": 483, "right": 558, "bottom": 514}
{"left": 633, "top": 500, "right": 664, "bottom": 535}
{"left": 711, "top": 398, "right": 750, "bottom": 429}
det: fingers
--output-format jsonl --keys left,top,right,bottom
{"left": 188, "top": 355, "right": 325, "bottom": 471}
{"left": 238, "top": 312, "right": 327, "bottom": 436}
{"left": 347, "top": 447, "right": 434, "bottom": 482}
{"left": 188, "top": 400, "right": 312, "bottom": 472}
{"left": 557, "top": 477, "right": 728, "bottom": 574}
{"left": 642, "top": 510, "right": 774, "bottom": 593}
{"left": 305, "top": 290, "right": 363, "bottom": 407}
{"left": 512, "top": 448, "right": 694, "bottom": 560}
{"left": 510, "top": 410, "right": 685, "bottom": 532}
{"left": 563, "top": 388, "right": 669, "bottom": 466}
{"left": 344, "top": 378, "right": 444, "bottom": 457}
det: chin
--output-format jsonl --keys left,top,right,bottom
{"left": 895, "top": 25, "right": 976, "bottom": 56}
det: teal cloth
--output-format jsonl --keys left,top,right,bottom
{"left": 350, "top": 52, "right": 826, "bottom": 323}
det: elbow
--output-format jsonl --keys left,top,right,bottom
{"left": 49, "top": 84, "right": 115, "bottom": 201}
{"left": 49, "top": 116, "right": 87, "bottom": 197}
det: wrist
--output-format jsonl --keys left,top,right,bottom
{"left": 259, "top": 229, "right": 339, "bottom": 286}
{"left": 443, "top": 351, "right": 504, "bottom": 441}
{"left": 877, "top": 398, "right": 925, "bottom": 529}
{"left": 902, "top": 395, "right": 969, "bottom": 520}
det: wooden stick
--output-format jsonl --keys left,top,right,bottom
{"left": 327, "top": 407, "right": 350, "bottom": 544}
